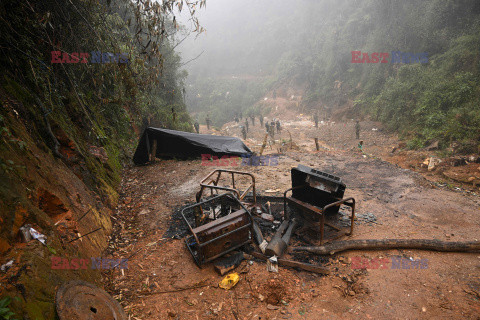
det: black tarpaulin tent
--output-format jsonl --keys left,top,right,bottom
{"left": 133, "top": 127, "right": 252, "bottom": 165}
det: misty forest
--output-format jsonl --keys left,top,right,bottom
{"left": 0, "top": 0, "right": 479, "bottom": 319}
{"left": 183, "top": 0, "right": 480, "bottom": 151}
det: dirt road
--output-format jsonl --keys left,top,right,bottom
{"left": 103, "top": 114, "right": 480, "bottom": 319}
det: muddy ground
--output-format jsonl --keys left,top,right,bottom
{"left": 103, "top": 113, "right": 480, "bottom": 320}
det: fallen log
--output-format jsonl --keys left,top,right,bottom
{"left": 293, "top": 239, "right": 480, "bottom": 255}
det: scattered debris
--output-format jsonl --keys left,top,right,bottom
{"left": 425, "top": 140, "right": 439, "bottom": 151}
{"left": 284, "top": 165, "right": 355, "bottom": 244}
{"left": 19, "top": 225, "right": 32, "bottom": 242}
{"left": 20, "top": 225, "right": 47, "bottom": 245}
{"left": 422, "top": 157, "right": 441, "bottom": 171}
{"left": 214, "top": 252, "right": 245, "bottom": 275}
{"left": 246, "top": 252, "right": 330, "bottom": 275}
{"left": 265, "top": 219, "right": 297, "bottom": 257}
{"left": 428, "top": 157, "right": 441, "bottom": 171}
{"left": 68, "top": 227, "right": 103, "bottom": 243}
{"left": 219, "top": 273, "right": 240, "bottom": 290}
{"left": 259, "top": 240, "right": 268, "bottom": 254}
{"left": 56, "top": 280, "right": 127, "bottom": 320}
{"left": 260, "top": 213, "right": 274, "bottom": 222}
{"left": 265, "top": 189, "right": 281, "bottom": 193}
{"left": 1, "top": 260, "right": 14, "bottom": 272}
{"left": 335, "top": 270, "right": 369, "bottom": 297}
{"left": 253, "top": 206, "right": 263, "bottom": 215}
{"left": 182, "top": 194, "right": 254, "bottom": 266}
{"left": 196, "top": 169, "right": 257, "bottom": 204}
{"left": 267, "top": 256, "right": 278, "bottom": 273}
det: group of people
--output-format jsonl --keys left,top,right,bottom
{"left": 195, "top": 111, "right": 360, "bottom": 142}
{"left": 192, "top": 115, "right": 209, "bottom": 134}
{"left": 239, "top": 117, "right": 282, "bottom": 140}
{"left": 265, "top": 118, "right": 281, "bottom": 139}
{"left": 194, "top": 111, "right": 361, "bottom": 146}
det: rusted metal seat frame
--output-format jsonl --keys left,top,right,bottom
{"left": 182, "top": 193, "right": 253, "bottom": 267}
{"left": 196, "top": 169, "right": 256, "bottom": 205}
{"left": 283, "top": 185, "right": 355, "bottom": 245}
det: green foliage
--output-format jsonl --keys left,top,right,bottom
{"left": 0, "top": 0, "right": 203, "bottom": 156}
{"left": 0, "top": 159, "right": 15, "bottom": 173}
{"left": 0, "top": 297, "right": 17, "bottom": 320}
{"left": 240, "top": 0, "right": 480, "bottom": 152}
{"left": 188, "top": 77, "right": 266, "bottom": 126}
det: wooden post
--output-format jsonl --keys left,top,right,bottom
{"left": 150, "top": 139, "right": 157, "bottom": 162}
{"left": 314, "top": 138, "right": 319, "bottom": 151}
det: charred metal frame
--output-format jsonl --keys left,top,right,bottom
{"left": 182, "top": 193, "right": 253, "bottom": 267}
{"left": 284, "top": 186, "right": 355, "bottom": 244}
{"left": 196, "top": 169, "right": 256, "bottom": 205}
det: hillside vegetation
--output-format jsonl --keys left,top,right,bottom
{"left": 183, "top": 0, "right": 480, "bottom": 152}
{"left": 0, "top": 0, "right": 202, "bottom": 317}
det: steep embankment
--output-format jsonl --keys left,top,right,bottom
{"left": 0, "top": 0, "right": 196, "bottom": 317}
{"left": 0, "top": 83, "right": 130, "bottom": 318}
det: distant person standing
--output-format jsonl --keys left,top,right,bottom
{"left": 194, "top": 120, "right": 200, "bottom": 134}
{"left": 245, "top": 118, "right": 249, "bottom": 132}
{"left": 265, "top": 121, "right": 270, "bottom": 134}
{"left": 314, "top": 112, "right": 319, "bottom": 128}
{"left": 355, "top": 120, "right": 360, "bottom": 139}
{"left": 241, "top": 126, "right": 247, "bottom": 140}
{"left": 276, "top": 119, "right": 281, "bottom": 133}
{"left": 206, "top": 115, "right": 211, "bottom": 130}
{"left": 259, "top": 115, "right": 264, "bottom": 127}
{"left": 269, "top": 125, "right": 275, "bottom": 139}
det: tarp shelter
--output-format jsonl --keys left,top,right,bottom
{"left": 133, "top": 127, "right": 252, "bottom": 165}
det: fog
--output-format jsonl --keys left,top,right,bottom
{"left": 175, "top": 0, "right": 480, "bottom": 149}
{"left": 178, "top": 0, "right": 302, "bottom": 79}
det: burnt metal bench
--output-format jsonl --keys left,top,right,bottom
{"left": 196, "top": 169, "right": 256, "bottom": 205}
{"left": 182, "top": 193, "right": 253, "bottom": 267}
{"left": 283, "top": 165, "right": 355, "bottom": 245}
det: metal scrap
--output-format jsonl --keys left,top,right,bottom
{"left": 283, "top": 165, "right": 355, "bottom": 244}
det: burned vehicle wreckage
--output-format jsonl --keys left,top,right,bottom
{"left": 179, "top": 165, "right": 355, "bottom": 275}
{"left": 132, "top": 128, "right": 355, "bottom": 273}
{"left": 131, "top": 129, "right": 480, "bottom": 287}
{"left": 131, "top": 128, "right": 358, "bottom": 275}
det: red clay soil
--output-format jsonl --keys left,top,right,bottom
{"left": 102, "top": 113, "right": 480, "bottom": 319}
